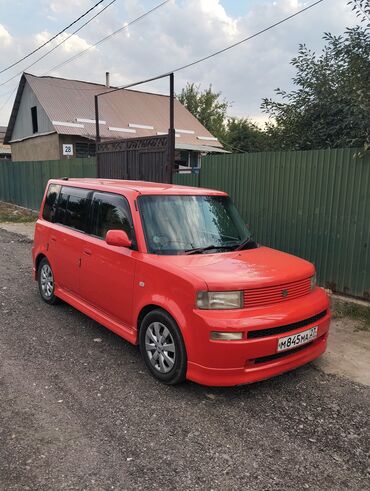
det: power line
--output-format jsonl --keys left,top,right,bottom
{"left": 0, "top": 0, "right": 117, "bottom": 88}
{"left": 0, "top": 0, "right": 325, "bottom": 113}
{"left": 95, "top": 0, "right": 326, "bottom": 98}
{"left": 0, "top": 0, "right": 170, "bottom": 114}
{"left": 0, "top": 87, "right": 17, "bottom": 113}
{"left": 218, "top": 137, "right": 247, "bottom": 154}
{"left": 0, "top": 0, "right": 105, "bottom": 75}
{"left": 44, "top": 0, "right": 170, "bottom": 76}
{"left": 169, "top": 0, "right": 326, "bottom": 76}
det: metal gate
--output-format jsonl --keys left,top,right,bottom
{"left": 96, "top": 134, "right": 171, "bottom": 183}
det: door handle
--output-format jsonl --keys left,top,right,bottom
{"left": 83, "top": 248, "right": 92, "bottom": 256}
{"left": 51, "top": 235, "right": 56, "bottom": 242}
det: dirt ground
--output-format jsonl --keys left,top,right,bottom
{"left": 0, "top": 221, "right": 35, "bottom": 240}
{"left": 0, "top": 228, "right": 369, "bottom": 490}
{"left": 0, "top": 201, "right": 37, "bottom": 223}
{"left": 315, "top": 316, "right": 370, "bottom": 386}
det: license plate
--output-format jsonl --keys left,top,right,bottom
{"left": 277, "top": 326, "right": 318, "bottom": 352}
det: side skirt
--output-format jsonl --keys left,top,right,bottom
{"left": 55, "top": 287, "right": 138, "bottom": 345}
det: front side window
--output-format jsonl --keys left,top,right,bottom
{"left": 55, "top": 186, "right": 90, "bottom": 232}
{"left": 42, "top": 184, "right": 61, "bottom": 222}
{"left": 91, "top": 192, "right": 134, "bottom": 242}
{"left": 139, "top": 195, "right": 252, "bottom": 255}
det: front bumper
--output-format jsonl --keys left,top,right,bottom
{"left": 185, "top": 287, "right": 330, "bottom": 386}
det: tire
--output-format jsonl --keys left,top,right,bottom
{"left": 38, "top": 257, "right": 59, "bottom": 305}
{"left": 139, "top": 309, "right": 187, "bottom": 385}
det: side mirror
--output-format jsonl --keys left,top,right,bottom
{"left": 105, "top": 229, "right": 132, "bottom": 248}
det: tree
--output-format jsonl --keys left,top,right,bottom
{"left": 177, "top": 83, "right": 230, "bottom": 140}
{"left": 224, "top": 118, "right": 272, "bottom": 153}
{"left": 261, "top": 21, "right": 370, "bottom": 151}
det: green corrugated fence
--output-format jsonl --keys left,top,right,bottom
{"left": 0, "top": 158, "right": 97, "bottom": 210}
{"left": 0, "top": 152, "right": 369, "bottom": 298}
{"left": 174, "top": 148, "right": 370, "bottom": 299}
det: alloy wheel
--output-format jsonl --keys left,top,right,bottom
{"left": 40, "top": 263, "right": 54, "bottom": 299}
{"left": 145, "top": 321, "right": 176, "bottom": 373}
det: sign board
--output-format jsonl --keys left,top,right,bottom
{"left": 62, "top": 144, "right": 73, "bottom": 156}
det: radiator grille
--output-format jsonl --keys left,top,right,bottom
{"left": 244, "top": 277, "right": 311, "bottom": 308}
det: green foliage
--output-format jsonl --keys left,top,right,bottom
{"left": 261, "top": 24, "right": 370, "bottom": 151}
{"left": 224, "top": 118, "right": 272, "bottom": 153}
{"left": 348, "top": 0, "right": 370, "bottom": 24}
{"left": 178, "top": 84, "right": 271, "bottom": 152}
{"left": 177, "top": 83, "right": 230, "bottom": 140}
{"left": 180, "top": 6, "right": 369, "bottom": 154}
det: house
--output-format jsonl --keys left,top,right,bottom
{"left": 0, "top": 126, "right": 11, "bottom": 160}
{"left": 4, "top": 73, "right": 226, "bottom": 166}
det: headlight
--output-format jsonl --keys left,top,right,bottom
{"left": 196, "top": 291, "right": 243, "bottom": 310}
{"left": 310, "top": 274, "right": 317, "bottom": 290}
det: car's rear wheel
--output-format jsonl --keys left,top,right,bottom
{"left": 139, "top": 309, "right": 187, "bottom": 385}
{"left": 38, "top": 257, "right": 59, "bottom": 305}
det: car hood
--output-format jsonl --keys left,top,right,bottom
{"left": 156, "top": 246, "right": 315, "bottom": 290}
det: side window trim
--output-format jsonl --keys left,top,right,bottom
{"left": 42, "top": 183, "right": 61, "bottom": 222}
{"left": 54, "top": 186, "right": 93, "bottom": 234}
{"left": 89, "top": 191, "right": 137, "bottom": 249}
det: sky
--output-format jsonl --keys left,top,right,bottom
{"left": 0, "top": 0, "right": 359, "bottom": 126}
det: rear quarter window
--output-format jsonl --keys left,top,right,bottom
{"left": 42, "top": 184, "right": 61, "bottom": 222}
{"left": 55, "top": 186, "right": 91, "bottom": 233}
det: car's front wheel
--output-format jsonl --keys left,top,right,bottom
{"left": 139, "top": 309, "right": 187, "bottom": 385}
{"left": 38, "top": 257, "right": 59, "bottom": 305}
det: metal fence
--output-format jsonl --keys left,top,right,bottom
{"left": 174, "top": 148, "right": 370, "bottom": 299}
{"left": 0, "top": 158, "right": 97, "bottom": 210}
{"left": 0, "top": 151, "right": 369, "bottom": 298}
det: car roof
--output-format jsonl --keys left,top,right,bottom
{"left": 49, "top": 178, "right": 227, "bottom": 197}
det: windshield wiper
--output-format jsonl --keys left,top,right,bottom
{"left": 185, "top": 244, "right": 235, "bottom": 255}
{"left": 234, "top": 235, "right": 253, "bottom": 251}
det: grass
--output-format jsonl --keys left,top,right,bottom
{"left": 332, "top": 300, "right": 370, "bottom": 331}
{"left": 0, "top": 201, "right": 37, "bottom": 223}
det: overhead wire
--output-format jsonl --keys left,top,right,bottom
{"left": 0, "top": 0, "right": 325, "bottom": 118}
{"left": 0, "top": 0, "right": 117, "bottom": 88}
{"left": 0, "top": 0, "right": 105, "bottom": 75}
{"left": 162, "top": 0, "right": 326, "bottom": 77}
{"left": 93, "top": 0, "right": 326, "bottom": 97}
{"left": 44, "top": 0, "right": 171, "bottom": 76}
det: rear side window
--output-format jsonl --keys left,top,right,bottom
{"left": 55, "top": 186, "right": 91, "bottom": 232}
{"left": 42, "top": 184, "right": 61, "bottom": 222}
{"left": 91, "top": 192, "right": 134, "bottom": 241}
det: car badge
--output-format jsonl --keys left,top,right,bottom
{"left": 282, "top": 289, "right": 289, "bottom": 297}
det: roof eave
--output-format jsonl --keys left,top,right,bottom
{"left": 4, "top": 74, "right": 27, "bottom": 144}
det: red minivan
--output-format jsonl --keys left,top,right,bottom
{"left": 32, "top": 178, "right": 330, "bottom": 386}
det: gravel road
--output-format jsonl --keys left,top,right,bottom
{"left": 0, "top": 229, "right": 369, "bottom": 491}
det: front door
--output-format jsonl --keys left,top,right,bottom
{"left": 79, "top": 192, "right": 136, "bottom": 328}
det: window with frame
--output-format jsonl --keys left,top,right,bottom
{"left": 75, "top": 142, "right": 96, "bottom": 158}
{"left": 31, "top": 106, "right": 38, "bottom": 133}
{"left": 91, "top": 192, "right": 134, "bottom": 243}
{"left": 42, "top": 184, "right": 61, "bottom": 222}
{"left": 55, "top": 186, "right": 91, "bottom": 232}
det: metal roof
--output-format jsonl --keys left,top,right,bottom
{"left": 5, "top": 73, "right": 224, "bottom": 150}
{"left": 175, "top": 142, "right": 229, "bottom": 153}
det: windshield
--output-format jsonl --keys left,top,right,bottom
{"left": 138, "top": 195, "right": 252, "bottom": 255}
